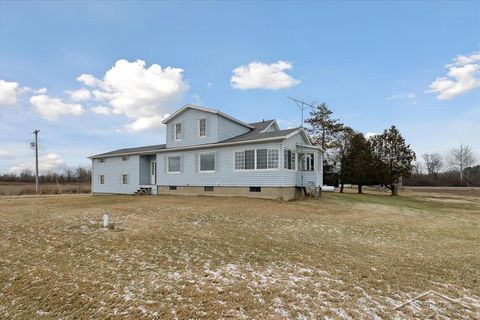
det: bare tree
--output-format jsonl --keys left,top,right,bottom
{"left": 447, "top": 144, "right": 476, "bottom": 185}
{"left": 423, "top": 153, "right": 443, "bottom": 178}
{"left": 413, "top": 161, "right": 424, "bottom": 175}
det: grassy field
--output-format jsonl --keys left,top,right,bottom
{"left": 0, "top": 182, "right": 90, "bottom": 195}
{"left": 0, "top": 189, "right": 479, "bottom": 319}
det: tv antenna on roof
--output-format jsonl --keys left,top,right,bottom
{"left": 287, "top": 97, "right": 316, "bottom": 128}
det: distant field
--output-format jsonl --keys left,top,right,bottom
{"left": 0, "top": 182, "right": 90, "bottom": 195}
{"left": 404, "top": 186, "right": 480, "bottom": 197}
{"left": 0, "top": 189, "right": 479, "bottom": 319}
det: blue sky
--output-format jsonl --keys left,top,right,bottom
{"left": 0, "top": 1, "right": 479, "bottom": 173}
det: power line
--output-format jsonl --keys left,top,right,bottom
{"left": 287, "top": 97, "right": 316, "bottom": 128}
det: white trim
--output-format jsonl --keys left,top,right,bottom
{"left": 162, "top": 104, "right": 254, "bottom": 129}
{"left": 198, "top": 118, "right": 206, "bottom": 138}
{"left": 260, "top": 120, "right": 279, "bottom": 133}
{"left": 167, "top": 155, "right": 181, "bottom": 173}
{"left": 99, "top": 175, "right": 105, "bottom": 185}
{"left": 121, "top": 173, "right": 128, "bottom": 185}
{"left": 232, "top": 147, "right": 280, "bottom": 171}
{"left": 174, "top": 123, "right": 182, "bottom": 141}
{"left": 199, "top": 152, "right": 216, "bottom": 173}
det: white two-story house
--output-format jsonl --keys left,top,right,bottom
{"left": 89, "top": 104, "right": 323, "bottom": 201}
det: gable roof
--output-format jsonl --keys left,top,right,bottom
{"left": 162, "top": 104, "right": 254, "bottom": 129}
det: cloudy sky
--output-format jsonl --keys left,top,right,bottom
{"left": 0, "top": 1, "right": 479, "bottom": 173}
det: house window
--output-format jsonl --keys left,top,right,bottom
{"left": 284, "top": 149, "right": 296, "bottom": 170}
{"left": 236, "top": 149, "right": 279, "bottom": 170}
{"left": 204, "top": 186, "right": 214, "bottom": 192}
{"left": 168, "top": 156, "right": 181, "bottom": 173}
{"left": 245, "top": 150, "right": 255, "bottom": 169}
{"left": 256, "top": 149, "right": 279, "bottom": 169}
{"left": 199, "top": 118, "right": 206, "bottom": 137}
{"left": 267, "top": 149, "right": 279, "bottom": 169}
{"left": 99, "top": 175, "right": 105, "bottom": 184}
{"left": 175, "top": 123, "right": 182, "bottom": 140}
{"left": 100, "top": 158, "right": 105, "bottom": 163}
{"left": 200, "top": 153, "right": 215, "bottom": 172}
{"left": 235, "top": 151, "right": 245, "bottom": 170}
{"left": 249, "top": 186, "right": 261, "bottom": 192}
{"left": 121, "top": 174, "right": 128, "bottom": 185}
{"left": 298, "top": 153, "right": 315, "bottom": 171}
{"left": 169, "top": 186, "right": 177, "bottom": 190}
{"left": 256, "top": 149, "right": 268, "bottom": 169}
{"left": 122, "top": 156, "right": 128, "bottom": 161}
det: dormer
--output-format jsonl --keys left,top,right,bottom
{"left": 162, "top": 104, "right": 254, "bottom": 148}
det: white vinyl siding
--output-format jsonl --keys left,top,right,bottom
{"left": 168, "top": 156, "right": 181, "bottom": 173}
{"left": 165, "top": 108, "right": 249, "bottom": 148}
{"left": 199, "top": 153, "right": 215, "bottom": 172}
{"left": 92, "top": 155, "right": 141, "bottom": 194}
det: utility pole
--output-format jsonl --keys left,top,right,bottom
{"left": 287, "top": 97, "right": 316, "bottom": 128}
{"left": 33, "top": 129, "right": 40, "bottom": 194}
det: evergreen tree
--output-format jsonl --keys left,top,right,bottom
{"left": 305, "top": 103, "right": 344, "bottom": 151}
{"left": 371, "top": 126, "right": 416, "bottom": 195}
{"left": 340, "top": 132, "right": 375, "bottom": 194}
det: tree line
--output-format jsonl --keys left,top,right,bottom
{"left": 404, "top": 145, "right": 479, "bottom": 186}
{"left": 305, "top": 103, "right": 477, "bottom": 194}
{"left": 0, "top": 166, "right": 92, "bottom": 184}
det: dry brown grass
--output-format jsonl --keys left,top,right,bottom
{"left": 0, "top": 182, "right": 90, "bottom": 195}
{"left": 0, "top": 189, "right": 479, "bottom": 319}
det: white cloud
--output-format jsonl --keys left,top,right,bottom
{"left": 30, "top": 94, "right": 85, "bottom": 121}
{"left": 0, "top": 80, "right": 19, "bottom": 106}
{"left": 77, "top": 74, "right": 99, "bottom": 87}
{"left": 231, "top": 60, "right": 300, "bottom": 90}
{"left": 9, "top": 153, "right": 68, "bottom": 174}
{"left": 75, "top": 59, "right": 187, "bottom": 132}
{"left": 91, "top": 105, "right": 112, "bottom": 115}
{"left": 0, "top": 149, "right": 12, "bottom": 159}
{"left": 277, "top": 119, "right": 299, "bottom": 129}
{"left": 65, "top": 88, "right": 91, "bottom": 101}
{"left": 428, "top": 51, "right": 480, "bottom": 100}
{"left": 386, "top": 92, "right": 417, "bottom": 104}
{"left": 125, "top": 115, "right": 167, "bottom": 133}
{"left": 35, "top": 87, "right": 47, "bottom": 94}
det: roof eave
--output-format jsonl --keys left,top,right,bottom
{"left": 89, "top": 135, "right": 289, "bottom": 159}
